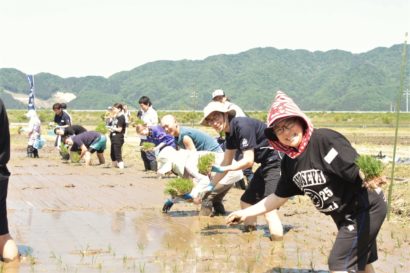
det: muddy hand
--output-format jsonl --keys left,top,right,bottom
{"left": 362, "top": 176, "right": 387, "bottom": 190}
{"left": 226, "top": 211, "right": 245, "bottom": 226}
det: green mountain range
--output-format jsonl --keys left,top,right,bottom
{"left": 1, "top": 44, "right": 409, "bottom": 111}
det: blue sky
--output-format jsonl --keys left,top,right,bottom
{"left": 0, "top": 0, "right": 408, "bottom": 77}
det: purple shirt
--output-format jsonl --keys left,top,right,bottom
{"left": 147, "top": 125, "right": 176, "bottom": 148}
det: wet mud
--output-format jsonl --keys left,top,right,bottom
{"left": 3, "top": 147, "right": 410, "bottom": 273}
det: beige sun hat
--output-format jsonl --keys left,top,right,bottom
{"left": 157, "top": 146, "right": 190, "bottom": 176}
{"left": 199, "top": 101, "right": 236, "bottom": 126}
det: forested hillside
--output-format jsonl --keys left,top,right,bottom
{"left": 1, "top": 44, "right": 408, "bottom": 111}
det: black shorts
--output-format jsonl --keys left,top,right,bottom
{"left": 0, "top": 176, "right": 10, "bottom": 235}
{"left": 328, "top": 188, "right": 387, "bottom": 271}
{"left": 240, "top": 161, "right": 281, "bottom": 205}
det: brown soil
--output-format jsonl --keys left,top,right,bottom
{"left": 2, "top": 136, "right": 410, "bottom": 273}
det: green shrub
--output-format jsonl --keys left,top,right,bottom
{"left": 356, "top": 155, "right": 384, "bottom": 181}
{"left": 381, "top": 116, "right": 392, "bottom": 125}
{"left": 197, "top": 153, "right": 215, "bottom": 175}
{"left": 95, "top": 122, "right": 108, "bottom": 134}
{"left": 164, "top": 178, "right": 194, "bottom": 197}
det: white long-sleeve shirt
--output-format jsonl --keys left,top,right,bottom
{"left": 141, "top": 106, "right": 158, "bottom": 125}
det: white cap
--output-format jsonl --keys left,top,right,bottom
{"left": 199, "top": 101, "right": 236, "bottom": 126}
{"left": 211, "top": 89, "right": 225, "bottom": 100}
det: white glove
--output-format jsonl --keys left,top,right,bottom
{"left": 190, "top": 176, "right": 214, "bottom": 199}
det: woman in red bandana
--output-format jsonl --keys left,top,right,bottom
{"left": 227, "top": 91, "right": 387, "bottom": 273}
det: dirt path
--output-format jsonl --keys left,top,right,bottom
{"left": 3, "top": 146, "right": 410, "bottom": 273}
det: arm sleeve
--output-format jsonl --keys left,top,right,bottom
{"left": 274, "top": 161, "right": 304, "bottom": 198}
{"left": 116, "top": 116, "right": 126, "bottom": 128}
{"left": 0, "top": 99, "right": 10, "bottom": 166}
{"left": 64, "top": 115, "right": 71, "bottom": 126}
{"left": 318, "top": 131, "right": 361, "bottom": 184}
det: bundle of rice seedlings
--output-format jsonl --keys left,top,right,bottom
{"left": 197, "top": 153, "right": 216, "bottom": 175}
{"left": 132, "top": 119, "right": 145, "bottom": 127}
{"left": 356, "top": 155, "right": 387, "bottom": 190}
{"left": 141, "top": 142, "right": 156, "bottom": 151}
{"left": 70, "top": 151, "right": 81, "bottom": 163}
{"left": 355, "top": 155, "right": 384, "bottom": 181}
{"left": 59, "top": 143, "right": 70, "bottom": 160}
{"left": 164, "top": 178, "right": 194, "bottom": 197}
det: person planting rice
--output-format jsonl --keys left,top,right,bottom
{"left": 210, "top": 89, "right": 253, "bottom": 189}
{"left": 226, "top": 91, "right": 387, "bottom": 272}
{"left": 157, "top": 146, "right": 243, "bottom": 215}
{"left": 64, "top": 131, "right": 106, "bottom": 166}
{"left": 54, "top": 125, "right": 87, "bottom": 138}
{"left": 201, "top": 101, "right": 284, "bottom": 240}
{"left": 136, "top": 124, "right": 176, "bottom": 172}
{"left": 161, "top": 114, "right": 223, "bottom": 152}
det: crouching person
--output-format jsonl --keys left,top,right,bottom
{"left": 64, "top": 131, "right": 106, "bottom": 166}
{"left": 157, "top": 147, "right": 242, "bottom": 216}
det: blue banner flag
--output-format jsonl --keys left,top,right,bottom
{"left": 27, "top": 75, "right": 35, "bottom": 110}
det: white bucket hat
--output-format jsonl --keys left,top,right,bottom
{"left": 199, "top": 101, "right": 236, "bottom": 126}
{"left": 157, "top": 147, "right": 190, "bottom": 176}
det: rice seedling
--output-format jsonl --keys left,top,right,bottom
{"left": 137, "top": 242, "right": 145, "bottom": 254}
{"left": 296, "top": 246, "right": 301, "bottom": 268}
{"left": 197, "top": 153, "right": 215, "bottom": 175}
{"left": 122, "top": 255, "right": 128, "bottom": 267}
{"left": 164, "top": 178, "right": 194, "bottom": 197}
{"left": 141, "top": 142, "right": 155, "bottom": 151}
{"left": 70, "top": 151, "right": 81, "bottom": 163}
{"left": 59, "top": 143, "right": 70, "bottom": 160}
{"left": 356, "top": 155, "right": 385, "bottom": 181}
{"left": 139, "top": 262, "right": 146, "bottom": 273}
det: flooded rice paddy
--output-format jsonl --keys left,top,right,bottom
{"left": 3, "top": 143, "right": 410, "bottom": 273}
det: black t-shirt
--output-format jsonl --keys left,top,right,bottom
{"left": 275, "top": 128, "right": 363, "bottom": 215}
{"left": 63, "top": 125, "right": 87, "bottom": 137}
{"left": 225, "top": 117, "right": 280, "bottom": 164}
{"left": 54, "top": 111, "right": 71, "bottom": 126}
{"left": 0, "top": 99, "right": 10, "bottom": 177}
{"left": 110, "top": 115, "right": 126, "bottom": 139}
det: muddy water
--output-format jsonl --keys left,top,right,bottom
{"left": 3, "top": 150, "right": 410, "bottom": 273}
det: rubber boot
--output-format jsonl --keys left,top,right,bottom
{"left": 211, "top": 202, "right": 226, "bottom": 216}
{"left": 234, "top": 179, "right": 246, "bottom": 190}
{"left": 27, "top": 145, "right": 34, "bottom": 157}
{"left": 149, "top": 160, "right": 157, "bottom": 171}
{"left": 33, "top": 148, "right": 39, "bottom": 158}
{"left": 200, "top": 199, "right": 213, "bottom": 216}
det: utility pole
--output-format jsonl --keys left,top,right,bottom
{"left": 404, "top": 89, "right": 409, "bottom": 112}
{"left": 190, "top": 90, "right": 198, "bottom": 127}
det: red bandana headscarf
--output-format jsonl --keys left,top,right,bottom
{"left": 266, "top": 91, "right": 314, "bottom": 159}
